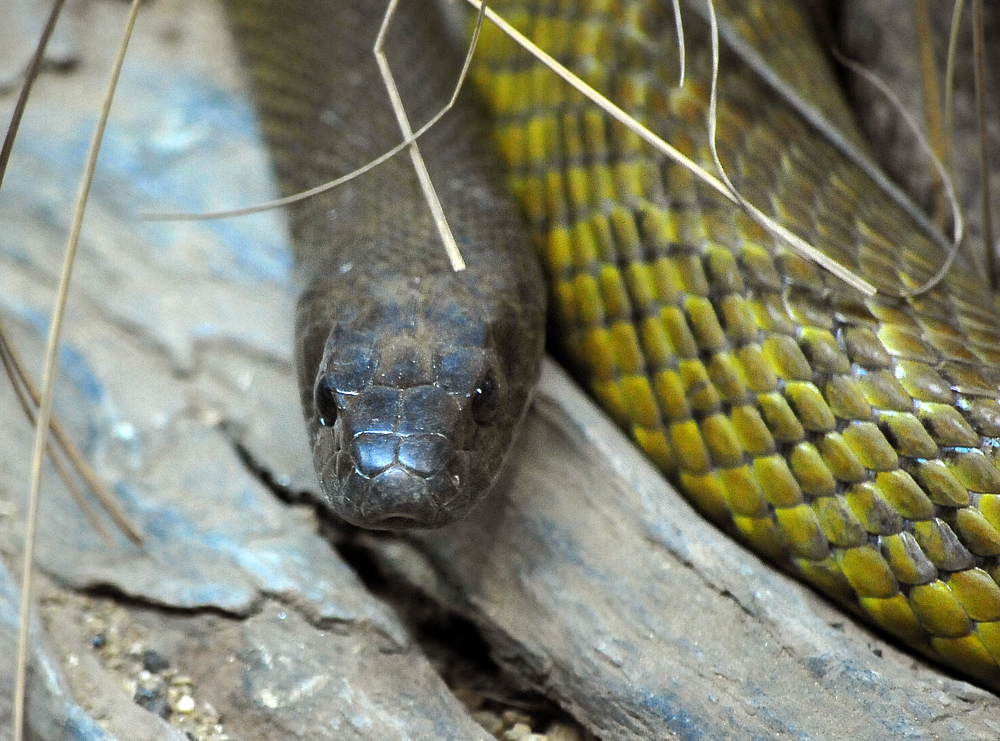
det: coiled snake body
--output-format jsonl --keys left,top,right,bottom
{"left": 228, "top": 0, "right": 1000, "bottom": 688}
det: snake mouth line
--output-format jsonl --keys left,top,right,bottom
{"left": 365, "top": 513, "right": 431, "bottom": 530}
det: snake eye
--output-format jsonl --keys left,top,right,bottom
{"left": 471, "top": 369, "right": 500, "bottom": 426}
{"left": 314, "top": 375, "right": 339, "bottom": 427}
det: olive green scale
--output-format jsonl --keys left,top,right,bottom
{"left": 472, "top": 0, "right": 1000, "bottom": 686}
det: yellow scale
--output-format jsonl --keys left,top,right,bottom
{"left": 472, "top": 0, "right": 1000, "bottom": 686}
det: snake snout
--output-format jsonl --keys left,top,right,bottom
{"left": 312, "top": 381, "right": 479, "bottom": 529}
{"left": 341, "top": 431, "right": 465, "bottom": 529}
{"left": 358, "top": 464, "right": 452, "bottom": 527}
{"left": 301, "top": 273, "right": 543, "bottom": 531}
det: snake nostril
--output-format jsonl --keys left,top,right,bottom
{"left": 471, "top": 369, "right": 500, "bottom": 426}
{"left": 336, "top": 450, "right": 354, "bottom": 480}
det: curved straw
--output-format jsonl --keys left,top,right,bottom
{"left": 832, "top": 48, "right": 964, "bottom": 298}
{"left": 12, "top": 3, "right": 143, "bottom": 739}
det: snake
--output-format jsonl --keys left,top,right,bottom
{"left": 224, "top": 0, "right": 1000, "bottom": 690}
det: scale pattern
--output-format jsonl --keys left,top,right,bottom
{"left": 473, "top": 0, "right": 1000, "bottom": 686}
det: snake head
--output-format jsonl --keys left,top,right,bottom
{"left": 296, "top": 272, "right": 543, "bottom": 530}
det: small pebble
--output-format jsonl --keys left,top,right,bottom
{"left": 174, "top": 694, "right": 196, "bottom": 714}
{"left": 501, "top": 723, "right": 541, "bottom": 741}
{"left": 142, "top": 650, "right": 170, "bottom": 674}
{"left": 545, "top": 722, "right": 584, "bottom": 741}
{"left": 501, "top": 709, "right": 533, "bottom": 727}
{"left": 134, "top": 686, "right": 171, "bottom": 720}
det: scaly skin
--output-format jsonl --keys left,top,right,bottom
{"left": 472, "top": 0, "right": 1000, "bottom": 687}
{"left": 225, "top": 0, "right": 546, "bottom": 528}
{"left": 229, "top": 0, "right": 1000, "bottom": 688}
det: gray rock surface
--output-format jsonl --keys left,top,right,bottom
{"left": 0, "top": 1, "right": 490, "bottom": 738}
